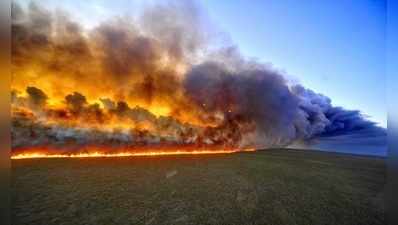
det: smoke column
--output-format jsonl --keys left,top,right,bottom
{"left": 11, "top": 1, "right": 386, "bottom": 156}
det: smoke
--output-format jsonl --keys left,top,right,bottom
{"left": 11, "top": 1, "right": 386, "bottom": 155}
{"left": 26, "top": 86, "right": 47, "bottom": 108}
{"left": 291, "top": 85, "right": 386, "bottom": 137}
{"left": 184, "top": 61, "right": 302, "bottom": 147}
{"left": 290, "top": 85, "right": 386, "bottom": 155}
{"left": 65, "top": 92, "right": 87, "bottom": 113}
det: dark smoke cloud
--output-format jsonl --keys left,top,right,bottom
{"left": 184, "top": 60, "right": 386, "bottom": 150}
{"left": 291, "top": 85, "right": 386, "bottom": 138}
{"left": 291, "top": 85, "right": 386, "bottom": 155}
{"left": 26, "top": 86, "right": 47, "bottom": 108}
{"left": 65, "top": 92, "right": 87, "bottom": 113}
{"left": 184, "top": 61, "right": 302, "bottom": 147}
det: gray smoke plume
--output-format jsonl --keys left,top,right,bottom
{"left": 183, "top": 58, "right": 386, "bottom": 153}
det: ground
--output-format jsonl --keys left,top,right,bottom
{"left": 12, "top": 149, "right": 386, "bottom": 225}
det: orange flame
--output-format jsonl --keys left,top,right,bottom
{"left": 11, "top": 148, "right": 255, "bottom": 160}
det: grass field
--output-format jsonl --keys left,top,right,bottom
{"left": 12, "top": 149, "right": 386, "bottom": 225}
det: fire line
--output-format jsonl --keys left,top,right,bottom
{"left": 11, "top": 149, "right": 256, "bottom": 160}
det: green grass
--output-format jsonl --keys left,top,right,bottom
{"left": 12, "top": 149, "right": 386, "bottom": 225}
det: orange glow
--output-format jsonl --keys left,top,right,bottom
{"left": 11, "top": 148, "right": 255, "bottom": 160}
{"left": 11, "top": 5, "right": 256, "bottom": 154}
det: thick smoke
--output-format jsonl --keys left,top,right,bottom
{"left": 65, "top": 92, "right": 87, "bottom": 113}
{"left": 184, "top": 61, "right": 302, "bottom": 147}
{"left": 291, "top": 85, "right": 386, "bottom": 137}
{"left": 291, "top": 85, "right": 386, "bottom": 155}
{"left": 11, "top": 1, "right": 386, "bottom": 155}
{"left": 26, "top": 86, "right": 47, "bottom": 108}
{"left": 183, "top": 60, "right": 386, "bottom": 150}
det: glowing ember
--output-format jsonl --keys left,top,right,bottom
{"left": 11, "top": 149, "right": 255, "bottom": 160}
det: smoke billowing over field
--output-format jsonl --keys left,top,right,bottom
{"left": 11, "top": 1, "right": 385, "bottom": 156}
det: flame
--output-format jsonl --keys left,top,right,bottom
{"left": 11, "top": 148, "right": 255, "bottom": 160}
{"left": 10, "top": 3, "right": 260, "bottom": 153}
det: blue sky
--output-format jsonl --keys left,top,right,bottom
{"left": 18, "top": 0, "right": 387, "bottom": 127}
{"left": 387, "top": 0, "right": 397, "bottom": 124}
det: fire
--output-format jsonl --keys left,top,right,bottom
{"left": 10, "top": 1, "right": 384, "bottom": 157}
{"left": 11, "top": 2, "right": 296, "bottom": 154}
{"left": 11, "top": 148, "right": 255, "bottom": 160}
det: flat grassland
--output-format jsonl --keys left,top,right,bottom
{"left": 12, "top": 149, "right": 386, "bottom": 225}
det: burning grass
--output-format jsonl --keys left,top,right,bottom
{"left": 12, "top": 149, "right": 386, "bottom": 225}
{"left": 11, "top": 145, "right": 256, "bottom": 160}
{"left": 11, "top": 148, "right": 254, "bottom": 159}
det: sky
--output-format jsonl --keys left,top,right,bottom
{"left": 17, "top": 0, "right": 387, "bottom": 127}
{"left": 387, "top": 0, "right": 397, "bottom": 158}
